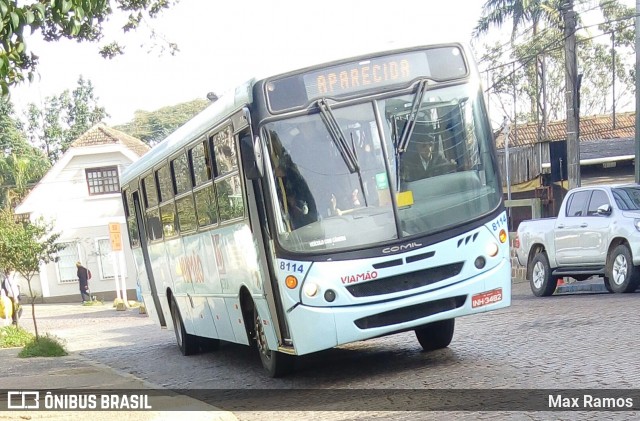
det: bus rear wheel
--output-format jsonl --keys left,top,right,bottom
{"left": 415, "top": 318, "right": 455, "bottom": 351}
{"left": 253, "top": 307, "right": 293, "bottom": 377}
{"left": 171, "top": 296, "right": 198, "bottom": 356}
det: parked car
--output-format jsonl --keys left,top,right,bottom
{"left": 515, "top": 183, "right": 640, "bottom": 296}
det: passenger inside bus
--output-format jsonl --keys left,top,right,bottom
{"left": 273, "top": 151, "right": 319, "bottom": 230}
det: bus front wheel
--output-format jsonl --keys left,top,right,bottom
{"left": 171, "top": 296, "right": 198, "bottom": 356}
{"left": 415, "top": 318, "right": 455, "bottom": 351}
{"left": 253, "top": 307, "right": 293, "bottom": 377}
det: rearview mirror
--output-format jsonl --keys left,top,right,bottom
{"left": 596, "top": 204, "right": 612, "bottom": 216}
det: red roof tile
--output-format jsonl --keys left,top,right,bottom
{"left": 495, "top": 112, "right": 635, "bottom": 149}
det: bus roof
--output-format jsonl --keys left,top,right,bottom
{"left": 120, "top": 40, "right": 472, "bottom": 187}
{"left": 120, "top": 79, "right": 254, "bottom": 185}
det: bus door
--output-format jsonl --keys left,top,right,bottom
{"left": 235, "top": 109, "right": 292, "bottom": 347}
{"left": 132, "top": 190, "right": 167, "bottom": 327}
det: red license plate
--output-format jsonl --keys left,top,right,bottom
{"left": 471, "top": 288, "right": 503, "bottom": 308}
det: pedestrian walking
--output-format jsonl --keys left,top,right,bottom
{"left": 76, "top": 262, "right": 92, "bottom": 303}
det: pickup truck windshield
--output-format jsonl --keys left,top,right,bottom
{"left": 263, "top": 83, "right": 501, "bottom": 253}
{"left": 612, "top": 186, "right": 640, "bottom": 210}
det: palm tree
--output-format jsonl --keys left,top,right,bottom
{"left": 474, "top": 0, "right": 564, "bottom": 139}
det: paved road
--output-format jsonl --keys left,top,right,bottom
{"left": 13, "top": 281, "right": 640, "bottom": 420}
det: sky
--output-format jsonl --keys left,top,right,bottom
{"left": 11, "top": 0, "right": 491, "bottom": 126}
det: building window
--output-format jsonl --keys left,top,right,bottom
{"left": 86, "top": 166, "right": 120, "bottom": 195}
{"left": 57, "top": 242, "right": 80, "bottom": 283}
{"left": 96, "top": 238, "right": 117, "bottom": 279}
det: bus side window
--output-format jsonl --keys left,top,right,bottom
{"left": 142, "top": 173, "right": 163, "bottom": 241}
{"left": 210, "top": 127, "right": 244, "bottom": 223}
{"left": 194, "top": 184, "right": 218, "bottom": 227}
{"left": 190, "top": 141, "right": 212, "bottom": 186}
{"left": 156, "top": 165, "right": 173, "bottom": 202}
{"left": 191, "top": 139, "right": 218, "bottom": 229}
{"left": 212, "top": 127, "right": 238, "bottom": 177}
{"left": 123, "top": 189, "right": 140, "bottom": 248}
{"left": 172, "top": 153, "right": 192, "bottom": 195}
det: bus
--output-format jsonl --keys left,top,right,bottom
{"left": 120, "top": 42, "right": 511, "bottom": 377}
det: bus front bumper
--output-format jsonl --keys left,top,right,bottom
{"left": 286, "top": 258, "right": 511, "bottom": 356}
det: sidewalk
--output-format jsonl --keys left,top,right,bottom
{"left": 0, "top": 303, "right": 238, "bottom": 421}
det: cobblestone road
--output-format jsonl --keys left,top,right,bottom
{"left": 16, "top": 281, "right": 640, "bottom": 420}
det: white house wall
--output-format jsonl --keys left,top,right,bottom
{"left": 16, "top": 147, "right": 142, "bottom": 301}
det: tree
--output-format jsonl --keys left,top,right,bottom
{"left": 0, "top": 0, "right": 176, "bottom": 96}
{"left": 0, "top": 209, "right": 64, "bottom": 337}
{"left": 0, "top": 98, "right": 50, "bottom": 208}
{"left": 114, "top": 98, "right": 210, "bottom": 145}
{"left": 474, "top": 0, "right": 563, "bottom": 136}
{"left": 25, "top": 76, "right": 108, "bottom": 163}
{"left": 477, "top": 0, "right": 636, "bottom": 126}
{"left": 482, "top": 33, "right": 635, "bottom": 124}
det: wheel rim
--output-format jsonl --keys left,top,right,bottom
{"left": 612, "top": 254, "right": 628, "bottom": 286}
{"left": 255, "top": 312, "right": 271, "bottom": 361}
{"left": 532, "top": 261, "right": 545, "bottom": 289}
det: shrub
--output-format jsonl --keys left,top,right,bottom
{"left": 0, "top": 325, "right": 34, "bottom": 348}
{"left": 19, "top": 334, "right": 68, "bottom": 357}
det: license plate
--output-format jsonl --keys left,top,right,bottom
{"left": 471, "top": 288, "right": 503, "bottom": 308}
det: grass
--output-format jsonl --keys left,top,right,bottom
{"left": 18, "top": 334, "right": 68, "bottom": 357}
{"left": 82, "top": 299, "right": 103, "bottom": 306}
{"left": 0, "top": 325, "right": 34, "bottom": 348}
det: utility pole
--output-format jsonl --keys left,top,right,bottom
{"left": 563, "top": 0, "right": 580, "bottom": 189}
{"left": 636, "top": 0, "right": 640, "bottom": 183}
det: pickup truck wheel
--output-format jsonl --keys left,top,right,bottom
{"left": 603, "top": 277, "right": 614, "bottom": 293}
{"left": 530, "top": 252, "right": 557, "bottom": 297}
{"left": 607, "top": 245, "right": 640, "bottom": 293}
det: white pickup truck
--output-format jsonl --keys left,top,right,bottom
{"left": 515, "top": 184, "right": 640, "bottom": 296}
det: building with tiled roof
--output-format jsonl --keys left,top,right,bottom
{"left": 69, "top": 123, "right": 150, "bottom": 156}
{"left": 497, "top": 112, "right": 636, "bottom": 230}
{"left": 495, "top": 112, "right": 635, "bottom": 149}
{"left": 14, "top": 124, "right": 150, "bottom": 302}
{"left": 496, "top": 112, "right": 635, "bottom": 187}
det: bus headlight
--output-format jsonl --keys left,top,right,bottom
{"left": 303, "top": 282, "right": 319, "bottom": 297}
{"left": 486, "top": 241, "right": 499, "bottom": 257}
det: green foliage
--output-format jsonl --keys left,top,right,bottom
{"left": 475, "top": 0, "right": 636, "bottom": 125}
{"left": 0, "top": 97, "right": 50, "bottom": 208}
{"left": 26, "top": 76, "right": 108, "bottom": 163}
{"left": 0, "top": 0, "right": 176, "bottom": 95}
{"left": 115, "top": 98, "right": 210, "bottom": 145}
{"left": 18, "top": 333, "right": 68, "bottom": 357}
{"left": 0, "top": 325, "right": 34, "bottom": 348}
{"left": 0, "top": 209, "right": 64, "bottom": 337}
{"left": 0, "top": 211, "right": 64, "bottom": 280}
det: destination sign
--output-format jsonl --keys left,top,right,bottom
{"left": 303, "top": 52, "right": 427, "bottom": 98}
{"left": 265, "top": 46, "right": 468, "bottom": 113}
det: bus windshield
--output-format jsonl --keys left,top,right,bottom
{"left": 264, "top": 81, "right": 502, "bottom": 254}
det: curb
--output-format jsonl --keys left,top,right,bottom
{"left": 554, "top": 280, "right": 607, "bottom": 295}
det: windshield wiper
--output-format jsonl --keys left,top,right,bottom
{"left": 397, "top": 79, "right": 430, "bottom": 154}
{"left": 316, "top": 98, "right": 359, "bottom": 173}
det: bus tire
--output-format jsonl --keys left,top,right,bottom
{"left": 253, "top": 307, "right": 293, "bottom": 377}
{"left": 529, "top": 252, "right": 557, "bottom": 297}
{"left": 171, "top": 296, "right": 198, "bottom": 356}
{"left": 415, "top": 318, "right": 454, "bottom": 351}
{"left": 199, "top": 337, "right": 221, "bottom": 352}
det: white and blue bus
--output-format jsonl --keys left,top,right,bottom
{"left": 120, "top": 42, "right": 511, "bottom": 377}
